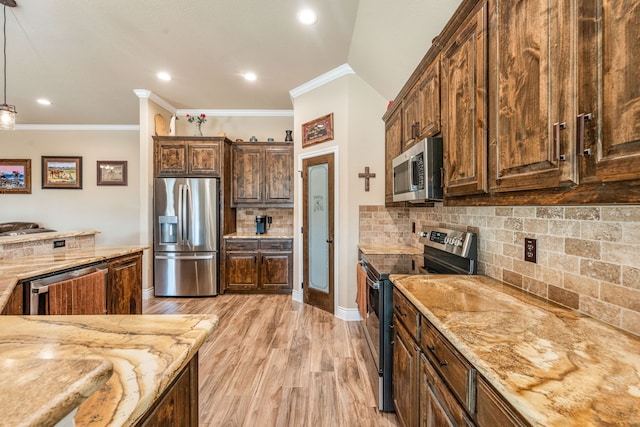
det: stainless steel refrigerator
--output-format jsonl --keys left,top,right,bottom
{"left": 154, "top": 177, "right": 219, "bottom": 296}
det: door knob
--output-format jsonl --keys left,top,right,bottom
{"left": 326, "top": 238, "right": 333, "bottom": 244}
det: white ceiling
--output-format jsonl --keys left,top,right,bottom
{"left": 6, "top": 0, "right": 460, "bottom": 125}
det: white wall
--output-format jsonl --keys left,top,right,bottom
{"left": 293, "top": 70, "right": 386, "bottom": 314}
{"left": 0, "top": 129, "right": 140, "bottom": 246}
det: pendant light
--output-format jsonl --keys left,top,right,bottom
{"left": 0, "top": 0, "right": 16, "bottom": 130}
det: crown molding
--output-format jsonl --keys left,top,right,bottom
{"left": 289, "top": 63, "right": 355, "bottom": 99}
{"left": 133, "top": 89, "right": 177, "bottom": 113}
{"left": 16, "top": 124, "right": 139, "bottom": 131}
{"left": 177, "top": 109, "right": 293, "bottom": 117}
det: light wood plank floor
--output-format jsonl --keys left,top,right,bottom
{"left": 144, "top": 294, "right": 398, "bottom": 427}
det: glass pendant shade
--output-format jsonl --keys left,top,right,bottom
{"left": 0, "top": 103, "right": 15, "bottom": 130}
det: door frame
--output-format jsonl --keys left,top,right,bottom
{"left": 296, "top": 146, "right": 339, "bottom": 313}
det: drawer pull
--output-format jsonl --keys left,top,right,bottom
{"left": 427, "top": 345, "right": 448, "bottom": 367}
{"left": 394, "top": 304, "right": 407, "bottom": 317}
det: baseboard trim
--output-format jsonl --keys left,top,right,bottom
{"left": 335, "top": 306, "right": 363, "bottom": 322}
{"left": 292, "top": 288, "right": 303, "bottom": 303}
{"left": 142, "top": 287, "right": 154, "bottom": 300}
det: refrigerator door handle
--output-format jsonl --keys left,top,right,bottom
{"left": 155, "top": 254, "right": 215, "bottom": 260}
{"left": 185, "top": 184, "right": 192, "bottom": 244}
{"left": 177, "top": 184, "right": 184, "bottom": 245}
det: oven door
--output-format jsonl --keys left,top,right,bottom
{"left": 364, "top": 276, "right": 381, "bottom": 369}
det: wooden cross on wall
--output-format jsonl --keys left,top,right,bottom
{"left": 358, "top": 167, "right": 376, "bottom": 192}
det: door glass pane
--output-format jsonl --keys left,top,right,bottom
{"left": 308, "top": 163, "right": 329, "bottom": 293}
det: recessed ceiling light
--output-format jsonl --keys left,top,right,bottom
{"left": 157, "top": 71, "right": 172, "bottom": 81}
{"left": 297, "top": 8, "right": 317, "bottom": 25}
{"left": 37, "top": 98, "right": 51, "bottom": 106}
{"left": 244, "top": 72, "right": 257, "bottom": 82}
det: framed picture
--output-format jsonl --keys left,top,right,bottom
{"left": 0, "top": 158, "right": 31, "bottom": 194}
{"left": 42, "top": 156, "right": 82, "bottom": 189}
{"left": 97, "top": 160, "right": 128, "bottom": 186}
{"left": 302, "top": 113, "right": 334, "bottom": 148}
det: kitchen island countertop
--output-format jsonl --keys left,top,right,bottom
{"left": 391, "top": 274, "right": 640, "bottom": 426}
{"left": 0, "top": 314, "right": 218, "bottom": 426}
{"left": 224, "top": 232, "right": 294, "bottom": 239}
{"left": 0, "top": 245, "right": 148, "bottom": 312}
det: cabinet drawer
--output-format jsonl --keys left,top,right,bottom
{"left": 421, "top": 316, "right": 475, "bottom": 413}
{"left": 225, "top": 239, "right": 259, "bottom": 251}
{"left": 476, "top": 376, "right": 529, "bottom": 427}
{"left": 259, "top": 239, "right": 292, "bottom": 251}
{"left": 393, "top": 288, "right": 420, "bottom": 341}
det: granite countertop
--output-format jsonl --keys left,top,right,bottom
{"left": 0, "top": 246, "right": 148, "bottom": 312}
{"left": 391, "top": 274, "right": 640, "bottom": 426}
{"left": 224, "top": 233, "right": 294, "bottom": 239}
{"left": 358, "top": 243, "right": 422, "bottom": 255}
{"left": 0, "top": 357, "right": 113, "bottom": 426}
{"left": 0, "top": 314, "right": 218, "bottom": 426}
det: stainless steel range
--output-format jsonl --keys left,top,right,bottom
{"left": 359, "top": 226, "right": 478, "bottom": 412}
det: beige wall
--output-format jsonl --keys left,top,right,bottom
{"left": 0, "top": 129, "right": 140, "bottom": 246}
{"left": 360, "top": 204, "right": 640, "bottom": 337}
{"left": 174, "top": 115, "right": 293, "bottom": 143}
{"left": 293, "top": 71, "right": 386, "bottom": 315}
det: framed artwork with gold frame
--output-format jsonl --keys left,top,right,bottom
{"left": 42, "top": 156, "right": 83, "bottom": 189}
{"left": 0, "top": 158, "right": 31, "bottom": 194}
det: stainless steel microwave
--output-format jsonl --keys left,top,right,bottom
{"left": 392, "top": 137, "right": 443, "bottom": 202}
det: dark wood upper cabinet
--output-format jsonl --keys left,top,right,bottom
{"left": 232, "top": 142, "right": 293, "bottom": 207}
{"left": 488, "top": 0, "right": 576, "bottom": 192}
{"left": 578, "top": 0, "right": 640, "bottom": 185}
{"left": 402, "top": 87, "right": 421, "bottom": 151}
{"left": 441, "top": 2, "right": 488, "bottom": 197}
{"left": 153, "top": 137, "right": 223, "bottom": 177}
{"left": 418, "top": 58, "right": 442, "bottom": 139}
{"left": 385, "top": 108, "right": 404, "bottom": 206}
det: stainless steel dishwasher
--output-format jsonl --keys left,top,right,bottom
{"left": 28, "top": 263, "right": 108, "bottom": 315}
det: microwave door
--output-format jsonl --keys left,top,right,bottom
{"left": 394, "top": 161, "right": 410, "bottom": 195}
{"left": 410, "top": 153, "right": 424, "bottom": 191}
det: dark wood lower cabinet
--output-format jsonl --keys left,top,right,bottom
{"left": 0, "top": 283, "right": 23, "bottom": 315}
{"left": 223, "top": 238, "right": 292, "bottom": 293}
{"left": 393, "top": 317, "right": 420, "bottom": 427}
{"left": 393, "top": 287, "right": 529, "bottom": 427}
{"left": 476, "top": 376, "right": 529, "bottom": 427}
{"left": 138, "top": 353, "right": 199, "bottom": 427}
{"left": 420, "top": 353, "right": 473, "bottom": 427}
{"left": 107, "top": 253, "right": 143, "bottom": 314}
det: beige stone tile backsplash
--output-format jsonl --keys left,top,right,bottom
{"left": 235, "top": 208, "right": 294, "bottom": 235}
{"left": 359, "top": 204, "right": 640, "bottom": 337}
{"left": 0, "top": 235, "right": 96, "bottom": 260}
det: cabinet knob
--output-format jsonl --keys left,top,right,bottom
{"left": 326, "top": 238, "right": 333, "bottom": 244}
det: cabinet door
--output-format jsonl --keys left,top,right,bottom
{"left": 259, "top": 252, "right": 292, "bottom": 291}
{"left": 420, "top": 354, "right": 472, "bottom": 427}
{"left": 107, "top": 253, "right": 142, "bottom": 314}
{"left": 385, "top": 108, "right": 403, "bottom": 206}
{"left": 393, "top": 318, "right": 420, "bottom": 427}
{"left": 419, "top": 57, "right": 441, "bottom": 138}
{"left": 224, "top": 252, "right": 259, "bottom": 291}
{"left": 1, "top": 283, "right": 23, "bottom": 315}
{"left": 488, "top": 0, "right": 576, "bottom": 193}
{"left": 264, "top": 146, "right": 293, "bottom": 205}
{"left": 188, "top": 141, "right": 221, "bottom": 176}
{"left": 232, "top": 146, "right": 263, "bottom": 205}
{"left": 403, "top": 87, "right": 421, "bottom": 150}
{"left": 578, "top": 0, "right": 640, "bottom": 184}
{"left": 155, "top": 141, "right": 187, "bottom": 176}
{"left": 442, "top": 3, "right": 488, "bottom": 197}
